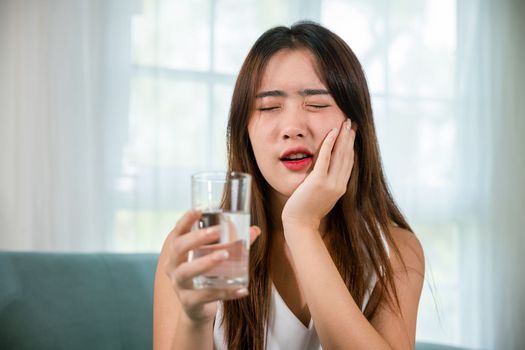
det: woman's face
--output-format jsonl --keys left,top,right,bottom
{"left": 248, "top": 48, "right": 347, "bottom": 200}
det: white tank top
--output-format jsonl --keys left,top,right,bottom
{"left": 213, "top": 233, "right": 390, "bottom": 350}
{"left": 213, "top": 279, "right": 378, "bottom": 350}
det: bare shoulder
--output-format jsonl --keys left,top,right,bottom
{"left": 158, "top": 229, "right": 176, "bottom": 266}
{"left": 153, "top": 230, "right": 182, "bottom": 350}
{"left": 155, "top": 227, "right": 178, "bottom": 296}
{"left": 368, "top": 226, "right": 425, "bottom": 347}
{"left": 388, "top": 226, "right": 425, "bottom": 277}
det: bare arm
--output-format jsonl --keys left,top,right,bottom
{"left": 153, "top": 226, "right": 214, "bottom": 350}
{"left": 284, "top": 224, "right": 424, "bottom": 350}
{"left": 281, "top": 120, "right": 424, "bottom": 349}
{"left": 369, "top": 228, "right": 425, "bottom": 349}
{"left": 153, "top": 210, "right": 261, "bottom": 350}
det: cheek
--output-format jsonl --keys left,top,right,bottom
{"left": 248, "top": 120, "right": 272, "bottom": 164}
{"left": 315, "top": 108, "right": 346, "bottom": 126}
{"left": 312, "top": 116, "right": 346, "bottom": 144}
{"left": 248, "top": 116, "right": 278, "bottom": 151}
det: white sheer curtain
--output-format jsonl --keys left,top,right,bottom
{"left": 0, "top": 0, "right": 134, "bottom": 250}
{"left": 1, "top": 0, "right": 524, "bottom": 348}
{"left": 457, "top": 0, "right": 525, "bottom": 348}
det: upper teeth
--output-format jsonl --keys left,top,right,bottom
{"left": 286, "top": 153, "right": 309, "bottom": 160}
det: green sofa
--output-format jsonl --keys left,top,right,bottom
{"left": 0, "top": 252, "right": 469, "bottom": 350}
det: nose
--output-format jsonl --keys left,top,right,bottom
{"left": 282, "top": 127, "right": 304, "bottom": 139}
{"left": 280, "top": 105, "right": 307, "bottom": 140}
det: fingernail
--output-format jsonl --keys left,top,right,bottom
{"left": 206, "top": 227, "right": 220, "bottom": 236}
{"left": 236, "top": 288, "right": 249, "bottom": 296}
{"left": 329, "top": 128, "right": 338, "bottom": 139}
{"left": 345, "top": 120, "right": 351, "bottom": 130}
{"left": 211, "top": 250, "right": 229, "bottom": 261}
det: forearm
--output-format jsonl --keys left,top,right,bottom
{"left": 284, "top": 224, "right": 392, "bottom": 350}
{"left": 170, "top": 313, "right": 214, "bottom": 350}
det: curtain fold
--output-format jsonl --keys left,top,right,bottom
{"left": 484, "top": 0, "right": 525, "bottom": 347}
{"left": 0, "top": 0, "right": 133, "bottom": 251}
{"left": 458, "top": 0, "right": 525, "bottom": 348}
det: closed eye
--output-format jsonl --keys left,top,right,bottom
{"left": 257, "top": 106, "right": 280, "bottom": 111}
{"left": 307, "top": 104, "right": 329, "bottom": 109}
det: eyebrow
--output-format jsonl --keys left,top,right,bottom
{"left": 299, "top": 89, "right": 330, "bottom": 96}
{"left": 255, "top": 90, "right": 286, "bottom": 98}
{"left": 255, "top": 89, "right": 330, "bottom": 98}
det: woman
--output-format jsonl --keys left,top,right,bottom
{"left": 154, "top": 21, "right": 424, "bottom": 350}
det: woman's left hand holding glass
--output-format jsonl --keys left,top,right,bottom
{"left": 281, "top": 118, "right": 356, "bottom": 234}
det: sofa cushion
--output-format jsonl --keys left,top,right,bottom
{"left": 416, "top": 342, "right": 474, "bottom": 350}
{"left": 0, "top": 252, "right": 158, "bottom": 350}
{"left": 0, "top": 251, "right": 474, "bottom": 350}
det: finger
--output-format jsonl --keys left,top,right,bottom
{"left": 174, "top": 249, "right": 230, "bottom": 289}
{"left": 249, "top": 226, "right": 262, "bottom": 245}
{"left": 314, "top": 127, "right": 340, "bottom": 174}
{"left": 343, "top": 122, "right": 357, "bottom": 174}
{"left": 343, "top": 124, "right": 357, "bottom": 179}
{"left": 173, "top": 225, "right": 222, "bottom": 265}
{"left": 329, "top": 119, "right": 352, "bottom": 176}
{"left": 197, "top": 287, "right": 250, "bottom": 302}
{"left": 334, "top": 119, "right": 355, "bottom": 179}
{"left": 170, "top": 209, "right": 202, "bottom": 238}
{"left": 181, "top": 286, "right": 249, "bottom": 306}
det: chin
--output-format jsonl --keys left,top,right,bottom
{"left": 270, "top": 177, "right": 305, "bottom": 198}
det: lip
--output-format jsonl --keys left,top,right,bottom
{"left": 279, "top": 146, "right": 314, "bottom": 171}
{"left": 281, "top": 157, "right": 313, "bottom": 171}
{"left": 279, "top": 146, "right": 313, "bottom": 159}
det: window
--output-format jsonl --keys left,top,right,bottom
{"left": 123, "top": 0, "right": 464, "bottom": 346}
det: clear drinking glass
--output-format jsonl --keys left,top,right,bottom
{"left": 189, "top": 171, "right": 252, "bottom": 288}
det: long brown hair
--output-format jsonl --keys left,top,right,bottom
{"left": 223, "top": 21, "right": 412, "bottom": 349}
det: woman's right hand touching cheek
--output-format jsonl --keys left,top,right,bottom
{"left": 163, "top": 209, "right": 261, "bottom": 326}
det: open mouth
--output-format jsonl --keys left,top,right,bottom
{"left": 279, "top": 153, "right": 313, "bottom": 162}
{"left": 279, "top": 152, "right": 313, "bottom": 171}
